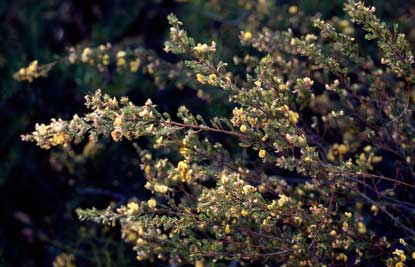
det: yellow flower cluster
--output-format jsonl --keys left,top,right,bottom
{"left": 356, "top": 221, "right": 367, "bottom": 234}
{"left": 22, "top": 6, "right": 415, "bottom": 265}
{"left": 116, "top": 51, "right": 127, "bottom": 68}
{"left": 327, "top": 143, "right": 349, "bottom": 162}
{"left": 25, "top": 120, "right": 68, "bottom": 149}
{"left": 174, "top": 160, "right": 193, "bottom": 182}
{"left": 53, "top": 253, "right": 76, "bottom": 267}
{"left": 72, "top": 44, "right": 144, "bottom": 73}
{"left": 98, "top": 43, "right": 111, "bottom": 65}
{"left": 276, "top": 105, "right": 300, "bottom": 124}
{"left": 231, "top": 107, "right": 246, "bottom": 125}
{"left": 192, "top": 41, "right": 216, "bottom": 54}
{"left": 389, "top": 249, "right": 411, "bottom": 267}
{"left": 335, "top": 253, "right": 348, "bottom": 262}
{"left": 154, "top": 183, "right": 169, "bottom": 194}
{"left": 356, "top": 146, "right": 382, "bottom": 170}
{"left": 127, "top": 202, "right": 139, "bottom": 215}
{"left": 196, "top": 73, "right": 205, "bottom": 84}
{"left": 14, "top": 60, "right": 42, "bottom": 82}
{"left": 277, "top": 194, "right": 292, "bottom": 207}
{"left": 196, "top": 73, "right": 218, "bottom": 85}
{"left": 130, "top": 59, "right": 141, "bottom": 72}
{"left": 50, "top": 132, "right": 67, "bottom": 146}
{"left": 225, "top": 224, "right": 231, "bottom": 234}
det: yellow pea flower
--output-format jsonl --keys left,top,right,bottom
{"left": 147, "top": 198, "right": 157, "bottom": 209}
{"left": 258, "top": 149, "right": 266, "bottom": 158}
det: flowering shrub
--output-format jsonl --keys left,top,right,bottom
{"left": 20, "top": 1, "right": 415, "bottom": 266}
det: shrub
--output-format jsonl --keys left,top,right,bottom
{"left": 20, "top": 1, "right": 415, "bottom": 266}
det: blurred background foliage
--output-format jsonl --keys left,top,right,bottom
{"left": 1, "top": 0, "right": 415, "bottom": 266}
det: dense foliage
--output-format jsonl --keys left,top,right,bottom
{"left": 4, "top": 0, "right": 415, "bottom": 266}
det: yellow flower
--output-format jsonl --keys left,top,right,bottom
{"left": 247, "top": 117, "right": 257, "bottom": 126}
{"left": 225, "top": 224, "right": 231, "bottom": 234}
{"left": 179, "top": 146, "right": 190, "bottom": 157}
{"left": 195, "top": 260, "right": 204, "bottom": 267}
{"left": 336, "top": 253, "right": 348, "bottom": 262}
{"left": 144, "top": 165, "right": 151, "bottom": 175}
{"left": 412, "top": 251, "right": 415, "bottom": 260}
{"left": 294, "top": 216, "right": 303, "bottom": 225}
{"left": 177, "top": 160, "right": 188, "bottom": 171}
{"left": 370, "top": 204, "right": 378, "bottom": 214}
{"left": 196, "top": 73, "right": 205, "bottom": 84}
{"left": 364, "top": 145, "right": 372, "bottom": 152}
{"left": 117, "top": 58, "right": 126, "bottom": 67}
{"left": 111, "top": 130, "right": 122, "bottom": 142}
{"left": 399, "top": 238, "right": 407, "bottom": 246}
{"left": 147, "top": 198, "right": 157, "bottom": 209}
{"left": 339, "top": 19, "right": 350, "bottom": 28}
{"left": 193, "top": 43, "right": 209, "bottom": 53}
{"left": 240, "top": 124, "right": 248, "bottom": 133}
{"left": 136, "top": 238, "right": 146, "bottom": 245}
{"left": 344, "top": 211, "right": 352, "bottom": 218}
{"left": 18, "top": 68, "right": 25, "bottom": 76}
{"left": 288, "top": 5, "right": 298, "bottom": 15}
{"left": 287, "top": 110, "right": 299, "bottom": 124}
{"left": 81, "top": 48, "right": 92, "bottom": 63}
{"left": 130, "top": 59, "right": 141, "bottom": 72}
{"left": 305, "top": 34, "right": 317, "bottom": 42}
{"left": 156, "top": 136, "right": 164, "bottom": 145}
{"left": 220, "top": 173, "right": 230, "bottom": 184}
{"left": 116, "top": 51, "right": 126, "bottom": 58}
{"left": 113, "top": 117, "right": 122, "bottom": 127}
{"left": 277, "top": 194, "right": 291, "bottom": 207}
{"left": 258, "top": 149, "right": 266, "bottom": 158}
{"left": 207, "top": 73, "right": 217, "bottom": 85}
{"left": 154, "top": 184, "right": 168, "bottom": 194}
{"left": 337, "top": 144, "right": 349, "bottom": 155}
{"left": 53, "top": 253, "right": 76, "bottom": 267}
{"left": 68, "top": 53, "right": 77, "bottom": 64}
{"left": 342, "top": 221, "right": 349, "bottom": 232}
{"left": 102, "top": 54, "right": 110, "bottom": 65}
{"left": 242, "top": 184, "right": 256, "bottom": 194}
{"left": 342, "top": 26, "right": 355, "bottom": 35}
{"left": 357, "top": 221, "right": 367, "bottom": 234}
{"left": 241, "top": 210, "right": 249, "bottom": 217}
{"left": 50, "top": 133, "right": 67, "bottom": 146}
{"left": 15, "top": 60, "right": 41, "bottom": 82}
{"left": 372, "top": 155, "right": 383, "bottom": 163}
{"left": 393, "top": 249, "right": 406, "bottom": 262}
{"left": 127, "top": 202, "right": 139, "bottom": 215}
{"left": 116, "top": 51, "right": 127, "bottom": 67}
{"left": 242, "top": 31, "right": 252, "bottom": 41}
{"left": 176, "top": 160, "right": 192, "bottom": 182}
{"left": 395, "top": 262, "right": 403, "bottom": 267}
{"left": 28, "top": 60, "right": 38, "bottom": 73}
{"left": 278, "top": 83, "right": 288, "bottom": 91}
